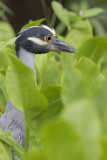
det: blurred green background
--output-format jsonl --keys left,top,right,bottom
{"left": 0, "top": 0, "right": 107, "bottom": 35}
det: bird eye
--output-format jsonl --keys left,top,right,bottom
{"left": 45, "top": 35, "right": 52, "bottom": 42}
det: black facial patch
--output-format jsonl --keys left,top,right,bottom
{"left": 15, "top": 26, "right": 53, "bottom": 55}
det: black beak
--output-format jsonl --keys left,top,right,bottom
{"left": 50, "top": 38, "right": 77, "bottom": 53}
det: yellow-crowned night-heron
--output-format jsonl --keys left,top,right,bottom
{"left": 0, "top": 25, "right": 77, "bottom": 147}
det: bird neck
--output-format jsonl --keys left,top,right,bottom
{"left": 17, "top": 48, "right": 37, "bottom": 83}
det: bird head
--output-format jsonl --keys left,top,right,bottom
{"left": 15, "top": 25, "right": 77, "bottom": 55}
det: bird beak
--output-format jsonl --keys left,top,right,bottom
{"left": 50, "top": 37, "right": 77, "bottom": 53}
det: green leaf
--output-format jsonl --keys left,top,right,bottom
{"left": 40, "top": 120, "right": 84, "bottom": 160}
{"left": 25, "top": 150, "right": 47, "bottom": 160}
{"left": 63, "top": 99, "right": 101, "bottom": 160}
{"left": 0, "top": 142, "right": 13, "bottom": 160}
{"left": 34, "top": 54, "right": 49, "bottom": 76}
{"left": 101, "top": 136, "right": 107, "bottom": 160}
{"left": 0, "top": 128, "right": 24, "bottom": 159}
{"left": 77, "top": 37, "right": 107, "bottom": 64}
{"left": 21, "top": 18, "right": 46, "bottom": 31}
{"left": 0, "top": 51, "right": 9, "bottom": 72}
{"left": 61, "top": 54, "right": 90, "bottom": 105}
{"left": 41, "top": 55, "right": 60, "bottom": 88}
{"left": 75, "top": 56, "right": 104, "bottom": 86}
{"left": 90, "top": 18, "right": 106, "bottom": 37}
{"left": 72, "top": 20, "right": 88, "bottom": 29}
{"left": 61, "top": 54, "right": 104, "bottom": 108}
{"left": 35, "top": 53, "right": 60, "bottom": 88}
{"left": 0, "top": 2, "right": 13, "bottom": 15}
{"left": 52, "top": 1, "right": 70, "bottom": 27}
{"left": 65, "top": 20, "right": 93, "bottom": 49}
{"left": 0, "top": 22, "right": 15, "bottom": 41}
{"left": 5, "top": 53, "right": 48, "bottom": 115}
{"left": 0, "top": 74, "right": 8, "bottom": 109}
{"left": 37, "top": 85, "right": 63, "bottom": 123}
{"left": 82, "top": 8, "right": 104, "bottom": 18}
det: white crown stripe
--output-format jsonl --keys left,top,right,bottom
{"left": 41, "top": 25, "right": 56, "bottom": 36}
{"left": 20, "top": 25, "right": 56, "bottom": 36}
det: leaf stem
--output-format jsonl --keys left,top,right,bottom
{"left": 24, "top": 119, "right": 29, "bottom": 154}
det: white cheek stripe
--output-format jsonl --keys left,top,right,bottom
{"left": 28, "top": 37, "right": 48, "bottom": 45}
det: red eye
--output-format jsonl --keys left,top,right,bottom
{"left": 46, "top": 35, "right": 52, "bottom": 42}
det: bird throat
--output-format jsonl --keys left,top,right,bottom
{"left": 17, "top": 48, "right": 37, "bottom": 83}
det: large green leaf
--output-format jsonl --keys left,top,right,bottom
{"left": 40, "top": 119, "right": 84, "bottom": 160}
{"left": 62, "top": 99, "right": 101, "bottom": 160}
{"left": 61, "top": 54, "right": 90, "bottom": 105}
{"left": 41, "top": 56, "right": 60, "bottom": 88}
{"left": 101, "top": 136, "right": 107, "bottom": 160}
{"left": 5, "top": 53, "right": 48, "bottom": 116}
{"left": 37, "top": 85, "right": 63, "bottom": 123}
{"left": 82, "top": 8, "right": 104, "bottom": 18}
{"left": 75, "top": 56, "right": 104, "bottom": 87}
{"left": 24, "top": 150, "right": 47, "bottom": 160}
{"left": 65, "top": 20, "right": 93, "bottom": 49}
{"left": 35, "top": 53, "right": 61, "bottom": 88}
{"left": 76, "top": 37, "right": 107, "bottom": 64}
{"left": 0, "top": 40, "right": 15, "bottom": 73}
{"left": 0, "top": 22, "right": 15, "bottom": 41}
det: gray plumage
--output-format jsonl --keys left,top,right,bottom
{"left": 0, "top": 100, "right": 25, "bottom": 147}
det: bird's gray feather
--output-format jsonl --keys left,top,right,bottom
{"left": 0, "top": 100, "right": 25, "bottom": 147}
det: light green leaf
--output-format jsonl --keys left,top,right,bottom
{"left": 41, "top": 56, "right": 60, "bottom": 88}
{"left": 90, "top": 18, "right": 106, "bottom": 37}
{"left": 72, "top": 20, "right": 87, "bottom": 29}
{"left": 21, "top": 18, "right": 46, "bottom": 31}
{"left": 5, "top": 53, "right": 48, "bottom": 115}
{"left": 61, "top": 54, "right": 90, "bottom": 105}
{"left": 0, "top": 22, "right": 15, "bottom": 41}
{"left": 0, "top": 128, "right": 24, "bottom": 159}
{"left": 52, "top": 1, "right": 70, "bottom": 27}
{"left": 0, "top": 142, "right": 13, "bottom": 160}
{"left": 63, "top": 99, "right": 101, "bottom": 160}
{"left": 41, "top": 120, "right": 84, "bottom": 160}
{"left": 77, "top": 37, "right": 107, "bottom": 64}
{"left": 37, "top": 85, "right": 63, "bottom": 123}
{"left": 35, "top": 53, "right": 60, "bottom": 88}
{"left": 65, "top": 20, "right": 93, "bottom": 49}
{"left": 0, "top": 51, "right": 9, "bottom": 71}
{"left": 83, "top": 8, "right": 104, "bottom": 18}
{"left": 34, "top": 54, "right": 49, "bottom": 75}
{"left": 75, "top": 56, "right": 104, "bottom": 85}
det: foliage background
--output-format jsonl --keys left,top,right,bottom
{"left": 0, "top": 0, "right": 107, "bottom": 160}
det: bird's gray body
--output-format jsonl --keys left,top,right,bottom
{"left": 0, "top": 100, "right": 25, "bottom": 146}
{"left": 0, "top": 25, "right": 77, "bottom": 147}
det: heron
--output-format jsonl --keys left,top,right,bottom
{"left": 0, "top": 25, "right": 77, "bottom": 147}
